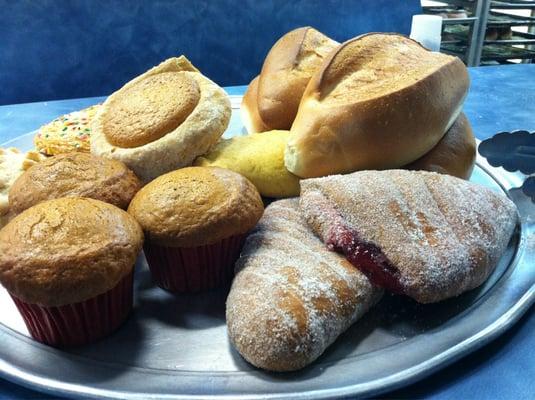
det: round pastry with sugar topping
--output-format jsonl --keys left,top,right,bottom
{"left": 91, "top": 56, "right": 231, "bottom": 182}
{"left": 128, "top": 166, "right": 263, "bottom": 292}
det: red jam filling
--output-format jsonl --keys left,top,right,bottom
{"left": 326, "top": 222, "right": 405, "bottom": 294}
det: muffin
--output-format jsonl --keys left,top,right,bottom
{"left": 0, "top": 198, "right": 144, "bottom": 347}
{"left": 0, "top": 147, "right": 45, "bottom": 228}
{"left": 9, "top": 152, "right": 142, "bottom": 215}
{"left": 91, "top": 56, "right": 231, "bottom": 182}
{"left": 128, "top": 167, "right": 263, "bottom": 292}
{"left": 34, "top": 104, "right": 100, "bottom": 155}
{"left": 195, "top": 130, "right": 300, "bottom": 198}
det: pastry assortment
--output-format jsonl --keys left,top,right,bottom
{"left": 0, "top": 28, "right": 520, "bottom": 378}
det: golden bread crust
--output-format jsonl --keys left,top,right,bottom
{"left": 286, "top": 33, "right": 469, "bottom": 178}
{"left": 227, "top": 199, "right": 381, "bottom": 371}
{"left": 240, "top": 76, "right": 270, "bottom": 133}
{"left": 128, "top": 167, "right": 263, "bottom": 247}
{"left": 0, "top": 198, "right": 143, "bottom": 306}
{"left": 257, "top": 27, "right": 339, "bottom": 130}
{"left": 91, "top": 57, "right": 231, "bottom": 182}
{"left": 9, "top": 152, "right": 142, "bottom": 214}
{"left": 406, "top": 112, "right": 476, "bottom": 179}
{"left": 194, "top": 130, "right": 300, "bottom": 198}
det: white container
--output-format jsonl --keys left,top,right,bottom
{"left": 410, "top": 14, "right": 443, "bottom": 51}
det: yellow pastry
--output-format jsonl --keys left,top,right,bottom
{"left": 0, "top": 147, "right": 45, "bottom": 227}
{"left": 34, "top": 104, "right": 100, "bottom": 155}
{"left": 195, "top": 130, "right": 300, "bottom": 198}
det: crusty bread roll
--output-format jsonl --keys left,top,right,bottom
{"left": 241, "top": 27, "right": 339, "bottom": 133}
{"left": 300, "top": 170, "right": 518, "bottom": 303}
{"left": 405, "top": 112, "right": 476, "bottom": 179}
{"left": 226, "top": 199, "right": 382, "bottom": 371}
{"left": 285, "top": 33, "right": 470, "bottom": 178}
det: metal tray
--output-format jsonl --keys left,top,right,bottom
{"left": 0, "top": 100, "right": 533, "bottom": 399}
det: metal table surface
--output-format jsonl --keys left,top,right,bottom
{"left": 0, "top": 65, "right": 533, "bottom": 399}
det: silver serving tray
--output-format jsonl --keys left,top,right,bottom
{"left": 0, "top": 99, "right": 533, "bottom": 399}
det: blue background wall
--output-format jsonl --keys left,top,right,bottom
{"left": 0, "top": 0, "right": 421, "bottom": 105}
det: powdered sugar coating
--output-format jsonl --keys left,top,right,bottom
{"left": 300, "top": 170, "right": 518, "bottom": 303}
{"left": 226, "top": 199, "right": 382, "bottom": 371}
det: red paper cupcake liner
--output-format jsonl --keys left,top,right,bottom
{"left": 143, "top": 233, "right": 247, "bottom": 293}
{"left": 10, "top": 271, "right": 133, "bottom": 348}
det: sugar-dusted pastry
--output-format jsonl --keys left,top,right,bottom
{"left": 285, "top": 33, "right": 469, "bottom": 178}
{"left": 0, "top": 197, "right": 143, "bottom": 347}
{"left": 227, "top": 199, "right": 382, "bottom": 371}
{"left": 194, "top": 130, "right": 300, "bottom": 198}
{"left": 300, "top": 170, "right": 518, "bottom": 303}
{"left": 34, "top": 104, "right": 100, "bottom": 155}
{"left": 0, "top": 147, "right": 45, "bottom": 228}
{"left": 91, "top": 56, "right": 231, "bottom": 182}
{"left": 9, "top": 152, "right": 142, "bottom": 214}
{"left": 241, "top": 27, "right": 339, "bottom": 133}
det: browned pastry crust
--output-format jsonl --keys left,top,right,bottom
{"left": 128, "top": 167, "right": 263, "bottom": 247}
{"left": 9, "top": 152, "right": 142, "bottom": 214}
{"left": 0, "top": 197, "right": 143, "bottom": 306}
{"left": 286, "top": 33, "right": 469, "bottom": 178}
{"left": 405, "top": 112, "right": 476, "bottom": 179}
{"left": 241, "top": 27, "right": 339, "bottom": 132}
{"left": 226, "top": 199, "right": 382, "bottom": 371}
{"left": 103, "top": 72, "right": 201, "bottom": 148}
{"left": 300, "top": 170, "right": 518, "bottom": 303}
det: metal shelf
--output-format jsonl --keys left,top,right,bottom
{"left": 488, "top": 11, "right": 535, "bottom": 26}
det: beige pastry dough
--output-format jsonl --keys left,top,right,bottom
{"left": 91, "top": 56, "right": 231, "bottom": 182}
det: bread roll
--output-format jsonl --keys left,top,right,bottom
{"left": 226, "top": 199, "right": 382, "bottom": 371}
{"left": 300, "top": 170, "right": 518, "bottom": 303}
{"left": 241, "top": 27, "right": 339, "bottom": 132}
{"left": 405, "top": 112, "right": 476, "bottom": 179}
{"left": 285, "top": 33, "right": 469, "bottom": 178}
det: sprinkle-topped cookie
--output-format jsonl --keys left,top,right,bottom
{"left": 34, "top": 104, "right": 100, "bottom": 155}
{"left": 0, "top": 147, "right": 45, "bottom": 227}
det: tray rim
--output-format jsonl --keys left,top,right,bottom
{"left": 0, "top": 135, "right": 533, "bottom": 399}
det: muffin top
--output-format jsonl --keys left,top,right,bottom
{"left": 128, "top": 167, "right": 264, "bottom": 247}
{"left": 9, "top": 152, "right": 142, "bottom": 215}
{"left": 0, "top": 197, "right": 144, "bottom": 306}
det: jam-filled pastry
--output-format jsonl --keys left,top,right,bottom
{"left": 227, "top": 199, "right": 382, "bottom": 371}
{"left": 300, "top": 169, "right": 518, "bottom": 303}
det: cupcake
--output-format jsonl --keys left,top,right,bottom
{"left": 128, "top": 167, "right": 263, "bottom": 292}
{"left": 0, "top": 198, "right": 144, "bottom": 347}
{"left": 9, "top": 152, "right": 142, "bottom": 215}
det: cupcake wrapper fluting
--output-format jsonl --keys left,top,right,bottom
{"left": 10, "top": 271, "right": 133, "bottom": 348}
{"left": 143, "top": 233, "right": 247, "bottom": 293}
